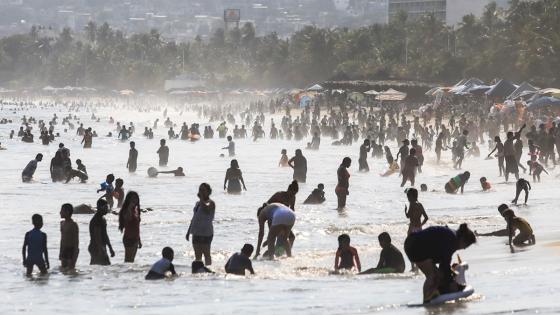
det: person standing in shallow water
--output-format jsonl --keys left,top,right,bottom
{"left": 119, "top": 191, "right": 142, "bottom": 263}
{"left": 288, "top": 149, "right": 307, "bottom": 183}
{"left": 89, "top": 199, "right": 115, "bottom": 265}
{"left": 358, "top": 139, "right": 370, "bottom": 172}
{"left": 127, "top": 141, "right": 138, "bottom": 173}
{"left": 224, "top": 159, "right": 247, "bottom": 194}
{"left": 157, "top": 139, "right": 169, "bottom": 167}
{"left": 187, "top": 183, "right": 215, "bottom": 266}
{"left": 336, "top": 157, "right": 351, "bottom": 210}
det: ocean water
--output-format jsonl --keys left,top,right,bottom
{"left": 1, "top": 102, "right": 560, "bottom": 314}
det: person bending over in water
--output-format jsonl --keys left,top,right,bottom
{"left": 119, "top": 191, "right": 142, "bottom": 262}
{"left": 480, "top": 177, "right": 491, "bottom": 191}
{"left": 22, "top": 214, "right": 49, "bottom": 276}
{"left": 145, "top": 247, "right": 177, "bottom": 280}
{"left": 335, "top": 157, "right": 351, "bottom": 209}
{"left": 255, "top": 203, "right": 296, "bottom": 259}
{"left": 22, "top": 153, "right": 43, "bottom": 182}
{"left": 88, "top": 199, "right": 115, "bottom": 265}
{"left": 334, "top": 234, "right": 361, "bottom": 272}
{"left": 360, "top": 232, "right": 405, "bottom": 274}
{"left": 225, "top": 244, "right": 255, "bottom": 276}
{"left": 186, "top": 183, "right": 215, "bottom": 266}
{"left": 512, "top": 178, "right": 531, "bottom": 205}
{"left": 404, "top": 224, "right": 476, "bottom": 303}
{"left": 279, "top": 149, "right": 289, "bottom": 167}
{"left": 445, "top": 171, "right": 470, "bottom": 194}
{"left": 504, "top": 209, "right": 535, "bottom": 248}
{"left": 59, "top": 203, "right": 79, "bottom": 270}
{"left": 224, "top": 159, "right": 247, "bottom": 194}
{"left": 303, "top": 183, "right": 326, "bottom": 204}
{"left": 157, "top": 167, "right": 185, "bottom": 176}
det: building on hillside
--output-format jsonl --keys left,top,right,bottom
{"left": 388, "top": 0, "right": 446, "bottom": 22}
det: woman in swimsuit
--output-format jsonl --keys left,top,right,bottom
{"left": 224, "top": 159, "right": 247, "bottom": 194}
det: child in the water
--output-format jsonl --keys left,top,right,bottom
{"left": 114, "top": 178, "right": 125, "bottom": 208}
{"left": 22, "top": 214, "right": 49, "bottom": 276}
{"left": 451, "top": 255, "right": 468, "bottom": 290}
{"left": 303, "top": 183, "right": 326, "bottom": 204}
{"left": 334, "top": 234, "right": 361, "bottom": 272}
{"left": 279, "top": 149, "right": 289, "bottom": 167}
{"left": 480, "top": 177, "right": 491, "bottom": 191}
{"left": 145, "top": 247, "right": 177, "bottom": 280}
{"left": 97, "top": 174, "right": 115, "bottom": 208}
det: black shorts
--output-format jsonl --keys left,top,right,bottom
{"left": 192, "top": 235, "right": 213, "bottom": 245}
{"left": 404, "top": 234, "right": 427, "bottom": 263}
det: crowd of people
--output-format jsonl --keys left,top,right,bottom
{"left": 6, "top": 92, "right": 550, "bottom": 303}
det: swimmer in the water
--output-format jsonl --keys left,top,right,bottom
{"left": 127, "top": 141, "right": 138, "bottom": 173}
{"left": 88, "top": 199, "right": 115, "bottom": 265}
{"left": 334, "top": 234, "right": 361, "bottom": 272}
{"left": 400, "top": 148, "right": 419, "bottom": 187}
{"left": 224, "top": 160, "right": 246, "bottom": 193}
{"left": 97, "top": 174, "right": 115, "bottom": 209}
{"left": 445, "top": 171, "right": 470, "bottom": 194}
{"left": 114, "top": 178, "right": 125, "bottom": 208}
{"left": 335, "top": 157, "right": 351, "bottom": 209}
{"left": 225, "top": 244, "right": 255, "bottom": 276}
{"left": 22, "top": 153, "right": 43, "bottom": 182}
{"left": 268, "top": 180, "right": 298, "bottom": 211}
{"left": 480, "top": 177, "right": 491, "bottom": 191}
{"left": 420, "top": 184, "right": 427, "bottom": 192}
{"left": 503, "top": 209, "right": 535, "bottom": 248}
{"left": 22, "top": 214, "right": 49, "bottom": 276}
{"left": 59, "top": 203, "right": 79, "bottom": 270}
{"left": 359, "top": 232, "right": 405, "bottom": 274}
{"left": 157, "top": 139, "right": 169, "bottom": 167}
{"left": 158, "top": 167, "right": 185, "bottom": 176}
{"left": 527, "top": 160, "right": 548, "bottom": 182}
{"left": 255, "top": 203, "right": 296, "bottom": 259}
{"left": 512, "top": 178, "right": 531, "bottom": 205}
{"left": 404, "top": 224, "right": 476, "bottom": 303}
{"left": 279, "top": 149, "right": 289, "bottom": 167}
{"left": 303, "top": 183, "right": 326, "bottom": 204}
{"left": 405, "top": 188, "right": 429, "bottom": 235}
{"left": 145, "top": 247, "right": 177, "bottom": 280}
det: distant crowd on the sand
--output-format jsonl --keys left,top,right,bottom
{"left": 4, "top": 94, "right": 548, "bottom": 303}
